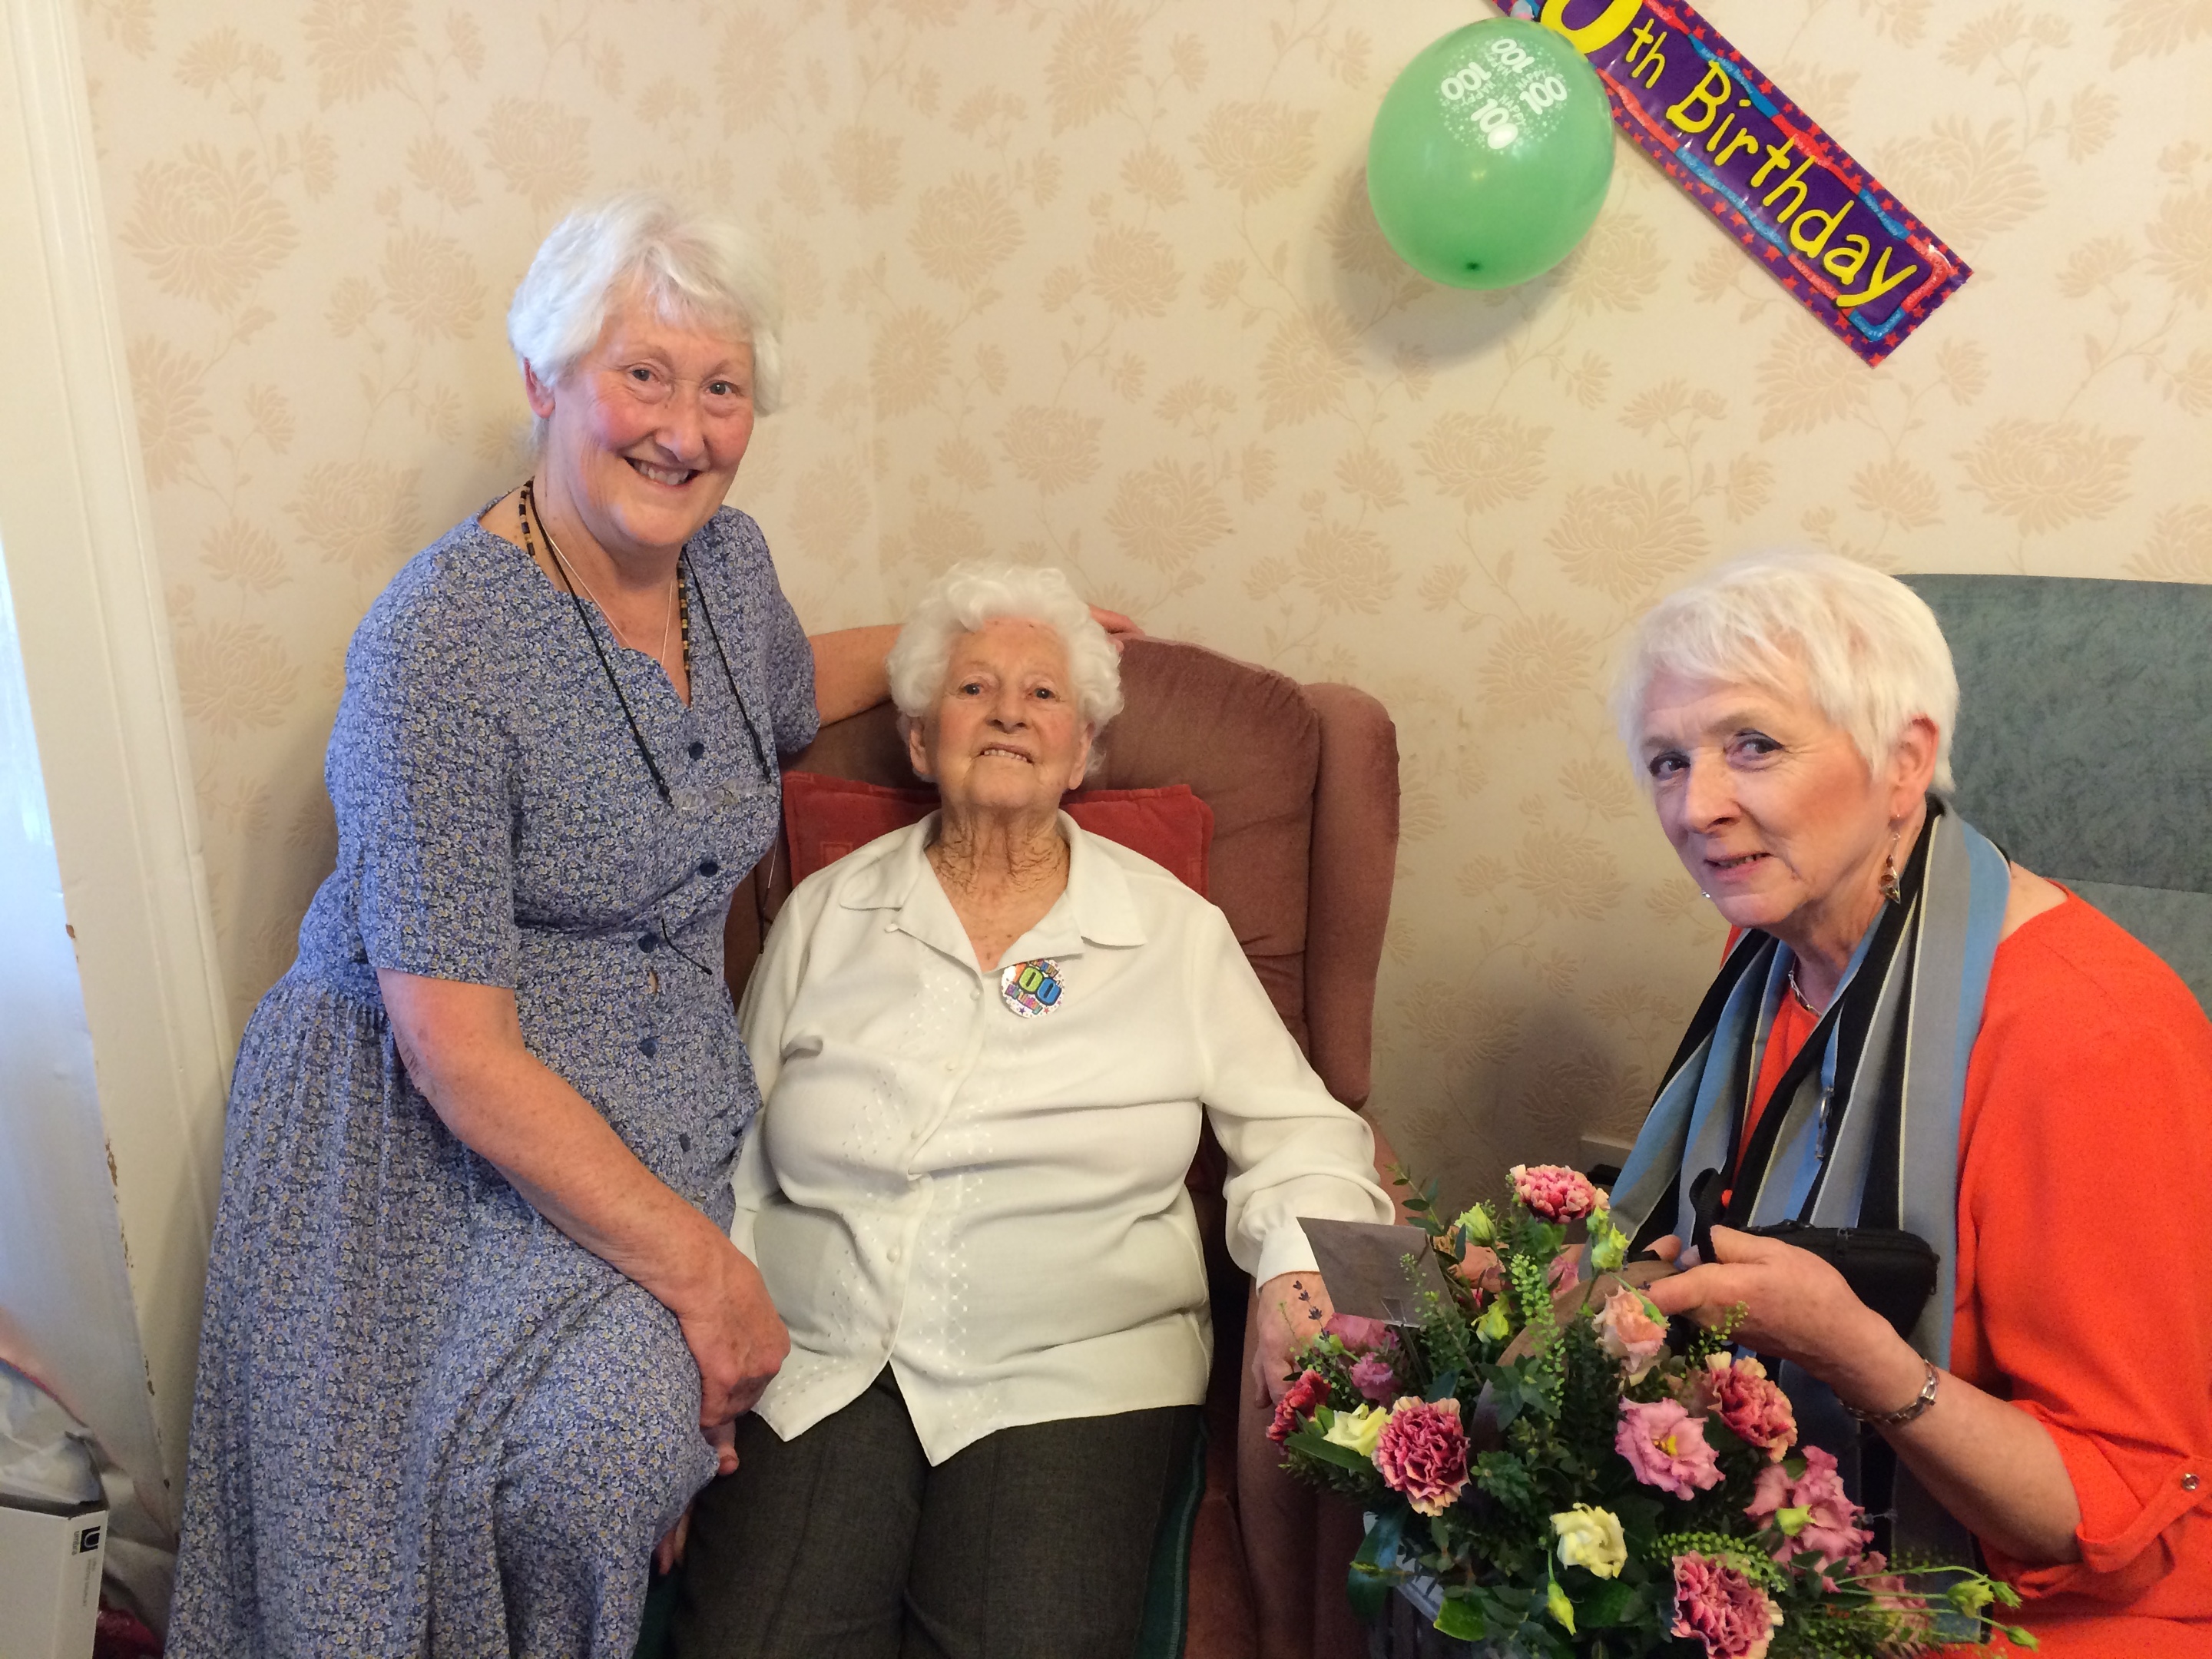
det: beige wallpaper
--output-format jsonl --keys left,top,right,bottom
{"left": 81, "top": 0, "right": 2212, "bottom": 1200}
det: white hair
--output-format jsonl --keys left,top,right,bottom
{"left": 506, "top": 191, "right": 783, "bottom": 443}
{"left": 887, "top": 565, "right": 1124, "bottom": 775}
{"left": 1613, "top": 550, "right": 1959, "bottom": 793}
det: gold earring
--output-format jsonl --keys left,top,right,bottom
{"left": 1880, "top": 828, "right": 1902, "bottom": 905}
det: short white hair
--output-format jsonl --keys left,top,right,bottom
{"left": 506, "top": 191, "right": 783, "bottom": 443}
{"left": 887, "top": 565, "right": 1124, "bottom": 773}
{"left": 1613, "top": 550, "right": 1958, "bottom": 793}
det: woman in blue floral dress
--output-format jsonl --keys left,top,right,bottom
{"left": 167, "top": 194, "right": 899, "bottom": 1659}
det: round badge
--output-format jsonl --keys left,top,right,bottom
{"left": 999, "top": 958, "right": 1066, "bottom": 1018}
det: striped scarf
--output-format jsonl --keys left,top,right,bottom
{"left": 1608, "top": 800, "right": 2010, "bottom": 1550}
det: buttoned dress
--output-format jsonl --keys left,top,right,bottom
{"left": 733, "top": 813, "right": 1395, "bottom": 1463}
{"left": 168, "top": 507, "right": 816, "bottom": 1659}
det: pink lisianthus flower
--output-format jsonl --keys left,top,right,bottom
{"left": 1694, "top": 1352, "right": 1796, "bottom": 1461}
{"left": 1267, "top": 1369, "right": 1330, "bottom": 1445}
{"left": 1510, "top": 1163, "right": 1600, "bottom": 1223}
{"left": 1322, "top": 1313, "right": 1393, "bottom": 1353}
{"left": 1349, "top": 1353, "right": 1399, "bottom": 1403}
{"left": 1373, "top": 1396, "right": 1470, "bottom": 1517}
{"left": 1546, "top": 1247, "right": 1587, "bottom": 1292}
{"left": 1593, "top": 1286, "right": 1667, "bottom": 1383}
{"left": 1323, "top": 1313, "right": 1402, "bottom": 1402}
{"left": 1615, "top": 1398, "right": 1724, "bottom": 1497}
{"left": 1746, "top": 1444, "right": 1873, "bottom": 1580}
{"left": 1670, "top": 1552, "right": 1783, "bottom": 1659}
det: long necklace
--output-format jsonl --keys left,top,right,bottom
{"left": 521, "top": 480, "right": 677, "bottom": 661}
{"left": 515, "top": 478, "right": 767, "bottom": 809}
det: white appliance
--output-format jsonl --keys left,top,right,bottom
{"left": 0, "top": 1498, "right": 108, "bottom": 1659}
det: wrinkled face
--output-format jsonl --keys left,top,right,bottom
{"left": 908, "top": 618, "right": 1093, "bottom": 818}
{"left": 529, "top": 293, "right": 754, "bottom": 562}
{"left": 1635, "top": 667, "right": 1899, "bottom": 937}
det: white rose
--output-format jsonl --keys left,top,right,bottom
{"left": 1551, "top": 1503, "right": 1628, "bottom": 1579}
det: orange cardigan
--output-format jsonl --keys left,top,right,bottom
{"left": 1745, "top": 897, "right": 2212, "bottom": 1655}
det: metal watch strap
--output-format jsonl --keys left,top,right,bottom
{"left": 1843, "top": 1357, "right": 1939, "bottom": 1427}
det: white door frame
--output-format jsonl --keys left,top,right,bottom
{"left": 1, "top": 0, "right": 233, "bottom": 1535}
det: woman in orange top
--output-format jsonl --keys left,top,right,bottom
{"left": 1606, "top": 551, "right": 2211, "bottom": 1657}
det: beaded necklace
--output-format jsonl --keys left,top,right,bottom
{"left": 517, "top": 478, "right": 763, "bottom": 807}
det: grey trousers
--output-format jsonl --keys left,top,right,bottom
{"left": 670, "top": 1369, "right": 1200, "bottom": 1659}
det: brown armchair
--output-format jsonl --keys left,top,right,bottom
{"left": 721, "top": 636, "right": 1402, "bottom": 1659}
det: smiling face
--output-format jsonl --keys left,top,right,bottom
{"left": 907, "top": 618, "right": 1093, "bottom": 822}
{"left": 1636, "top": 664, "right": 1934, "bottom": 951}
{"left": 528, "top": 290, "right": 756, "bottom": 565}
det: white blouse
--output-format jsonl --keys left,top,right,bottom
{"left": 732, "top": 813, "right": 1393, "bottom": 1464}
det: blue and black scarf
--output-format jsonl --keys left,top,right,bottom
{"left": 1608, "top": 797, "right": 2012, "bottom": 1552}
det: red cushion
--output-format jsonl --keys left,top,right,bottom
{"left": 780, "top": 771, "right": 1213, "bottom": 896}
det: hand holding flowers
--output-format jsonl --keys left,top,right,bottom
{"left": 1644, "top": 1224, "right": 1922, "bottom": 1416}
{"left": 1269, "top": 1166, "right": 2034, "bottom": 1657}
{"left": 1250, "top": 1270, "right": 1339, "bottom": 1408}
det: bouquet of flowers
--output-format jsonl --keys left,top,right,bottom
{"left": 1272, "top": 1164, "right": 2035, "bottom": 1658}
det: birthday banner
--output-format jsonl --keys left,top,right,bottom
{"left": 1502, "top": 0, "right": 1969, "bottom": 365}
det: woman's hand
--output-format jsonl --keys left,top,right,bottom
{"left": 1087, "top": 604, "right": 1143, "bottom": 651}
{"left": 1249, "top": 1271, "right": 1336, "bottom": 1406}
{"left": 380, "top": 970, "right": 795, "bottom": 1460}
{"left": 1644, "top": 1226, "right": 1921, "bottom": 1409}
{"left": 671, "top": 1237, "right": 790, "bottom": 1446}
{"left": 1647, "top": 1227, "right": 2085, "bottom": 1565}
{"left": 654, "top": 1507, "right": 692, "bottom": 1575}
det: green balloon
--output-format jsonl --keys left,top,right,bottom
{"left": 1366, "top": 20, "right": 1616, "bottom": 290}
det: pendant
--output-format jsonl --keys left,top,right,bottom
{"left": 999, "top": 958, "right": 1066, "bottom": 1018}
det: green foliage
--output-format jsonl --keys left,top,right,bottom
{"left": 1279, "top": 1166, "right": 2020, "bottom": 1659}
{"left": 1684, "top": 1303, "right": 1749, "bottom": 1361}
{"left": 1472, "top": 1449, "right": 1536, "bottom": 1509}
{"left": 1282, "top": 1424, "right": 1370, "bottom": 1474}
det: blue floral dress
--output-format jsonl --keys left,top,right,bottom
{"left": 167, "top": 506, "right": 816, "bottom": 1659}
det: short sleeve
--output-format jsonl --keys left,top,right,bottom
{"left": 717, "top": 513, "right": 816, "bottom": 757}
{"left": 760, "top": 571, "right": 819, "bottom": 758}
{"left": 333, "top": 591, "right": 519, "bottom": 987}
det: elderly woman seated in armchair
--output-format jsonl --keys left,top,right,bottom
{"left": 671, "top": 565, "right": 1393, "bottom": 1659}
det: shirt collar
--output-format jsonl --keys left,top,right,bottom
{"left": 836, "top": 811, "right": 1147, "bottom": 962}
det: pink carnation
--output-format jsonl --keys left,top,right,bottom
{"left": 1671, "top": 1552, "right": 1783, "bottom": 1659}
{"left": 1510, "top": 1163, "right": 1600, "bottom": 1223}
{"left": 1594, "top": 1286, "right": 1667, "bottom": 1382}
{"left": 1695, "top": 1352, "right": 1797, "bottom": 1461}
{"left": 1615, "top": 1398, "right": 1724, "bottom": 1498}
{"left": 1746, "top": 1444, "right": 1873, "bottom": 1578}
{"left": 1373, "top": 1396, "right": 1470, "bottom": 1517}
{"left": 1349, "top": 1353, "right": 1399, "bottom": 1403}
{"left": 1267, "top": 1368, "right": 1330, "bottom": 1445}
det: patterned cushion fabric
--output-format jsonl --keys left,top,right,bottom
{"left": 780, "top": 770, "right": 1214, "bottom": 896}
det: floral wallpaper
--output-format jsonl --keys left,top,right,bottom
{"left": 81, "top": 0, "right": 2212, "bottom": 1200}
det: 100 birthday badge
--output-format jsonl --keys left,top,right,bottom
{"left": 1001, "top": 959, "right": 1066, "bottom": 1018}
